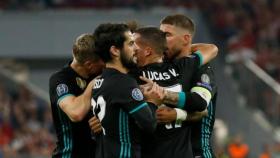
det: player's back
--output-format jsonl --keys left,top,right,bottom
{"left": 49, "top": 65, "right": 95, "bottom": 158}
{"left": 92, "top": 68, "right": 156, "bottom": 158}
{"left": 132, "top": 57, "right": 200, "bottom": 158}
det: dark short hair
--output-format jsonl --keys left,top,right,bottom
{"left": 72, "top": 33, "right": 100, "bottom": 64}
{"left": 161, "top": 14, "right": 195, "bottom": 35}
{"left": 93, "top": 23, "right": 130, "bottom": 62}
{"left": 134, "top": 27, "right": 167, "bottom": 55}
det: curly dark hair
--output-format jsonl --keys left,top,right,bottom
{"left": 93, "top": 23, "right": 130, "bottom": 62}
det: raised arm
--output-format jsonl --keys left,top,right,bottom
{"left": 191, "top": 43, "right": 218, "bottom": 65}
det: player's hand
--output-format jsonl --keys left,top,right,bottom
{"left": 139, "top": 76, "right": 153, "bottom": 91}
{"left": 141, "top": 82, "right": 165, "bottom": 106}
{"left": 88, "top": 116, "right": 102, "bottom": 134}
{"left": 140, "top": 76, "right": 165, "bottom": 100}
{"left": 156, "top": 106, "right": 177, "bottom": 123}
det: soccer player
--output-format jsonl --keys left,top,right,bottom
{"left": 49, "top": 34, "right": 104, "bottom": 158}
{"left": 91, "top": 23, "right": 161, "bottom": 158}
{"left": 132, "top": 27, "right": 217, "bottom": 158}
{"left": 159, "top": 14, "right": 218, "bottom": 158}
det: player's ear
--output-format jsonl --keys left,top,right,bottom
{"left": 110, "top": 46, "right": 120, "bottom": 57}
{"left": 145, "top": 47, "right": 152, "bottom": 56}
{"left": 183, "top": 34, "right": 191, "bottom": 45}
{"left": 84, "top": 60, "right": 93, "bottom": 69}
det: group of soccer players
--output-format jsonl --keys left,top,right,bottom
{"left": 49, "top": 14, "right": 218, "bottom": 158}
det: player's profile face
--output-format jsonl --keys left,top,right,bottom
{"left": 82, "top": 58, "right": 104, "bottom": 77}
{"left": 88, "top": 59, "right": 105, "bottom": 76}
{"left": 120, "top": 31, "right": 137, "bottom": 69}
{"left": 160, "top": 24, "right": 184, "bottom": 59}
{"left": 133, "top": 33, "right": 147, "bottom": 67}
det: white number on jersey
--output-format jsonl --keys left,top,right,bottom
{"left": 91, "top": 96, "right": 106, "bottom": 134}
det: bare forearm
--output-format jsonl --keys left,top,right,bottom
{"left": 191, "top": 43, "right": 218, "bottom": 64}
{"left": 162, "top": 90, "right": 179, "bottom": 106}
{"left": 186, "top": 109, "right": 208, "bottom": 122}
{"left": 163, "top": 89, "right": 208, "bottom": 112}
{"left": 60, "top": 80, "right": 94, "bottom": 122}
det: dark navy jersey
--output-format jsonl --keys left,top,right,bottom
{"left": 49, "top": 64, "right": 96, "bottom": 158}
{"left": 190, "top": 64, "right": 218, "bottom": 158}
{"left": 92, "top": 68, "right": 156, "bottom": 158}
{"left": 131, "top": 55, "right": 201, "bottom": 158}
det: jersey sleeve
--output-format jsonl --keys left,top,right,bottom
{"left": 49, "top": 73, "right": 76, "bottom": 105}
{"left": 173, "top": 51, "right": 203, "bottom": 73}
{"left": 112, "top": 76, "right": 157, "bottom": 133}
{"left": 182, "top": 64, "right": 217, "bottom": 112}
{"left": 191, "top": 64, "right": 217, "bottom": 97}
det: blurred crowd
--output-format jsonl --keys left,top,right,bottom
{"left": 198, "top": 0, "right": 280, "bottom": 83}
{"left": 0, "top": 0, "right": 194, "bottom": 10}
{"left": 0, "top": 82, "right": 55, "bottom": 158}
{"left": 198, "top": 0, "right": 280, "bottom": 136}
{"left": 1, "top": 0, "right": 279, "bottom": 81}
{"left": 216, "top": 133, "right": 280, "bottom": 158}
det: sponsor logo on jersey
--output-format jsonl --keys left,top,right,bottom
{"left": 131, "top": 88, "right": 144, "bottom": 101}
{"left": 56, "top": 84, "right": 68, "bottom": 96}
{"left": 201, "top": 74, "right": 210, "bottom": 84}
{"left": 76, "top": 77, "right": 86, "bottom": 90}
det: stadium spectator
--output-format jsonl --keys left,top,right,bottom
{"left": 259, "top": 144, "right": 271, "bottom": 158}
{"left": 272, "top": 142, "right": 280, "bottom": 157}
{"left": 228, "top": 134, "right": 249, "bottom": 158}
{"left": 0, "top": 82, "right": 55, "bottom": 157}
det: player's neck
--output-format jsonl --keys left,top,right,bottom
{"left": 106, "top": 61, "right": 128, "bottom": 74}
{"left": 146, "top": 55, "right": 163, "bottom": 65}
{"left": 176, "top": 46, "right": 192, "bottom": 59}
{"left": 70, "top": 60, "right": 89, "bottom": 78}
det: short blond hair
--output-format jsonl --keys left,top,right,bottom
{"left": 72, "top": 33, "right": 100, "bottom": 64}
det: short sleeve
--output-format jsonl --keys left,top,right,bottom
{"left": 49, "top": 73, "right": 76, "bottom": 105}
{"left": 173, "top": 53, "right": 201, "bottom": 76}
{"left": 191, "top": 63, "right": 217, "bottom": 96}
{"left": 112, "top": 77, "right": 148, "bottom": 115}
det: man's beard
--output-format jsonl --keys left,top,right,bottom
{"left": 120, "top": 49, "right": 137, "bottom": 70}
{"left": 165, "top": 49, "right": 179, "bottom": 61}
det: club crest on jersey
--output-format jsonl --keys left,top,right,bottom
{"left": 201, "top": 74, "right": 210, "bottom": 84}
{"left": 76, "top": 77, "right": 86, "bottom": 90}
{"left": 56, "top": 84, "right": 68, "bottom": 97}
{"left": 131, "top": 88, "right": 144, "bottom": 101}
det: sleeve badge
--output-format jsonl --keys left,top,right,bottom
{"left": 201, "top": 74, "right": 210, "bottom": 84}
{"left": 56, "top": 84, "right": 69, "bottom": 97}
{"left": 131, "top": 88, "right": 144, "bottom": 101}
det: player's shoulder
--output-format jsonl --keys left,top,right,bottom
{"left": 199, "top": 63, "right": 212, "bottom": 70}
{"left": 173, "top": 56, "right": 198, "bottom": 65}
{"left": 102, "top": 71, "right": 137, "bottom": 88}
{"left": 49, "top": 67, "right": 73, "bottom": 83}
{"left": 197, "top": 63, "right": 215, "bottom": 76}
{"left": 117, "top": 73, "right": 138, "bottom": 86}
